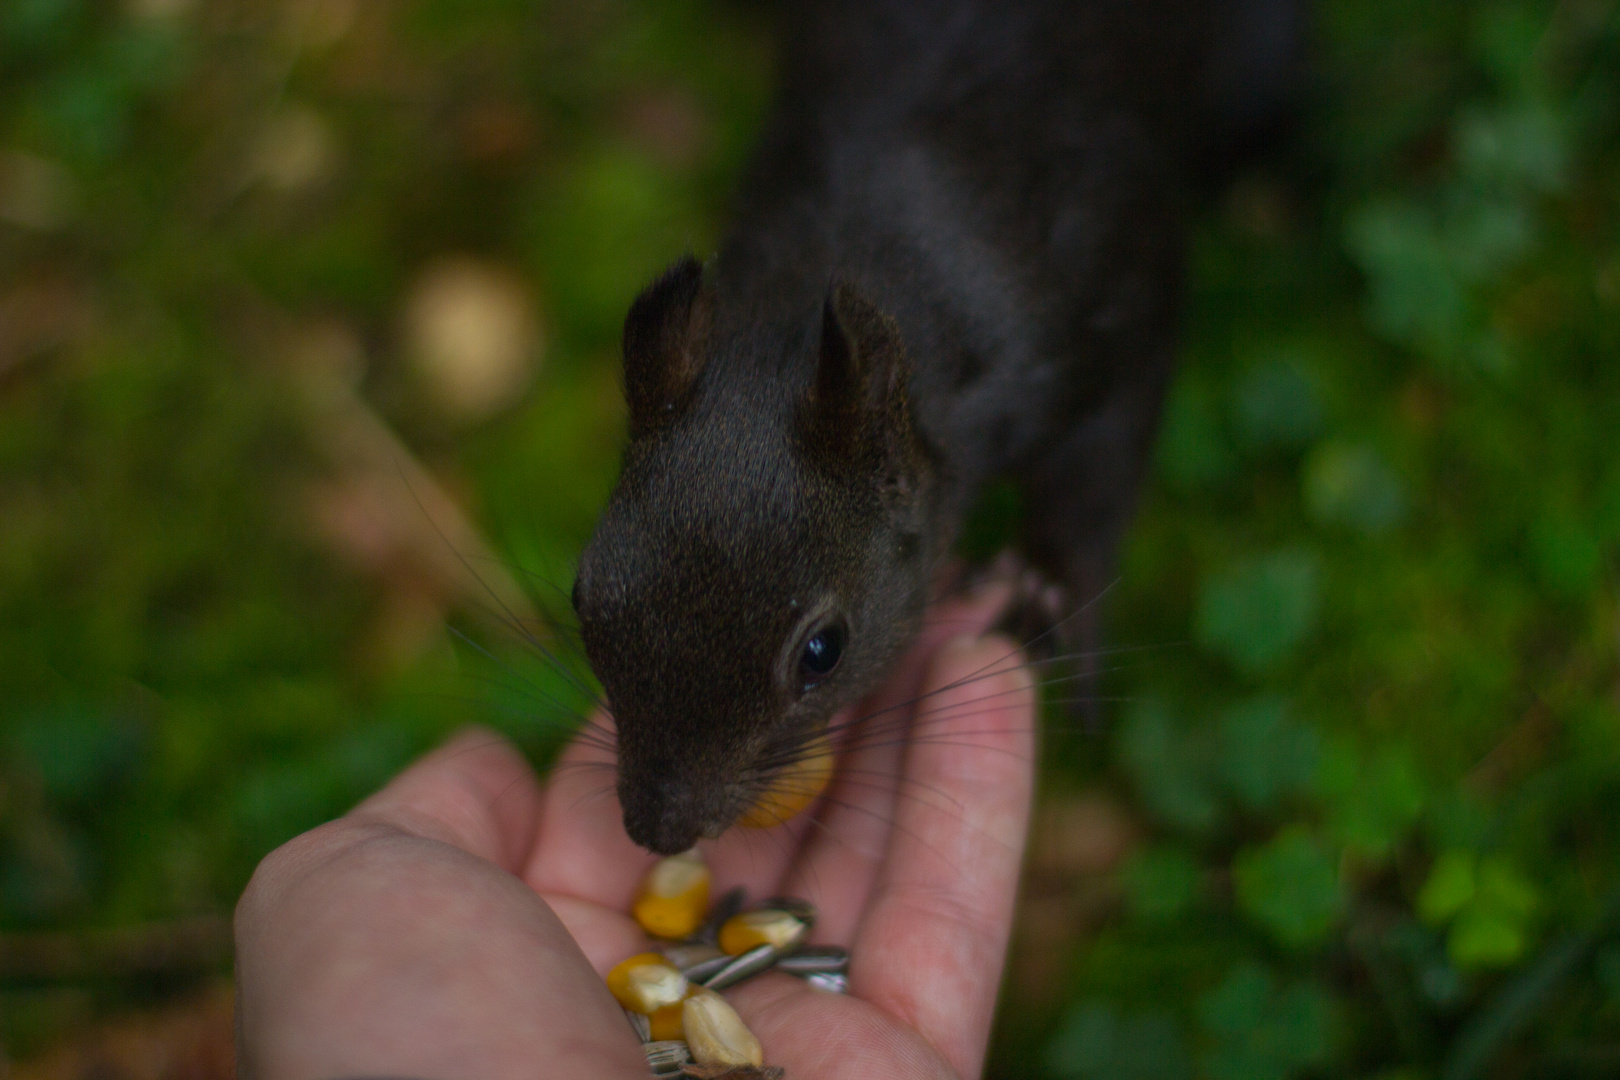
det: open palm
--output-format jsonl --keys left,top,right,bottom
{"left": 235, "top": 585, "right": 1035, "bottom": 1080}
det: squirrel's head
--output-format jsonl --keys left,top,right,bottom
{"left": 572, "top": 257, "right": 941, "bottom": 854}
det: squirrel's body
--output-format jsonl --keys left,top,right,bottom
{"left": 573, "top": 0, "right": 1303, "bottom": 854}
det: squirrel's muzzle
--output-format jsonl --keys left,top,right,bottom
{"left": 618, "top": 771, "right": 719, "bottom": 856}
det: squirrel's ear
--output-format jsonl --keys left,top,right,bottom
{"left": 804, "top": 283, "right": 923, "bottom": 482}
{"left": 812, "top": 283, "right": 908, "bottom": 421}
{"left": 622, "top": 256, "right": 710, "bottom": 439}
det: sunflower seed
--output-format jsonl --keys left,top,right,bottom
{"left": 676, "top": 950, "right": 735, "bottom": 984}
{"left": 804, "top": 971, "right": 849, "bottom": 994}
{"left": 700, "top": 942, "right": 778, "bottom": 991}
{"left": 646, "top": 1039, "right": 693, "bottom": 1075}
{"left": 776, "top": 945, "right": 848, "bottom": 975}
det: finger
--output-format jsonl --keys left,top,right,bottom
{"left": 236, "top": 816, "right": 645, "bottom": 1079}
{"left": 779, "top": 581, "right": 1016, "bottom": 943}
{"left": 349, "top": 726, "right": 542, "bottom": 874}
{"left": 724, "top": 974, "right": 957, "bottom": 1080}
{"left": 853, "top": 634, "right": 1036, "bottom": 1080}
{"left": 522, "top": 713, "right": 657, "bottom": 910}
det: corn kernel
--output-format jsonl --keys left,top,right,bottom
{"left": 682, "top": 988, "right": 764, "bottom": 1068}
{"left": 718, "top": 908, "right": 808, "bottom": 956}
{"left": 739, "top": 737, "right": 834, "bottom": 828}
{"left": 647, "top": 998, "right": 688, "bottom": 1041}
{"left": 606, "top": 952, "right": 688, "bottom": 1013}
{"left": 632, "top": 849, "right": 712, "bottom": 939}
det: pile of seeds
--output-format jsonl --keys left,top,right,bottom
{"left": 608, "top": 850, "right": 850, "bottom": 1078}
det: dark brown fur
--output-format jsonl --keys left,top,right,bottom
{"left": 572, "top": 0, "right": 1303, "bottom": 854}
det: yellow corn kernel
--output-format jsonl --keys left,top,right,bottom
{"left": 718, "top": 908, "right": 808, "bottom": 956}
{"left": 682, "top": 988, "right": 764, "bottom": 1067}
{"left": 606, "top": 952, "right": 688, "bottom": 1014}
{"left": 647, "top": 998, "right": 688, "bottom": 1041}
{"left": 632, "top": 849, "right": 712, "bottom": 939}
{"left": 738, "top": 737, "right": 834, "bottom": 828}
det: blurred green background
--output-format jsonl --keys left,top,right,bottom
{"left": 1, "top": 0, "right": 1617, "bottom": 1076}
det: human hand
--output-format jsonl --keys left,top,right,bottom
{"left": 234, "top": 585, "right": 1036, "bottom": 1080}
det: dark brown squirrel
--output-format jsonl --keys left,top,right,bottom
{"left": 571, "top": 0, "right": 1305, "bottom": 855}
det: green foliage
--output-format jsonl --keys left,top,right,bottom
{"left": 1198, "top": 963, "right": 1339, "bottom": 1080}
{"left": 1302, "top": 440, "right": 1407, "bottom": 536}
{"left": 1195, "top": 550, "right": 1321, "bottom": 676}
{"left": 1123, "top": 845, "right": 1202, "bottom": 924}
{"left": 1047, "top": 1001, "right": 1193, "bottom": 1080}
{"left": 1233, "top": 828, "right": 1345, "bottom": 949}
{"left": 1041, "top": 0, "right": 1620, "bottom": 1074}
{"left": 1418, "top": 852, "right": 1540, "bottom": 970}
{"left": 1318, "top": 741, "right": 1424, "bottom": 859}
{"left": 2, "top": 0, "right": 1619, "bottom": 1074}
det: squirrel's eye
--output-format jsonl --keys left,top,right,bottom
{"left": 799, "top": 624, "right": 844, "bottom": 685}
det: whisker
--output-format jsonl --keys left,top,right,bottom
{"left": 446, "top": 624, "right": 605, "bottom": 724}
{"left": 802, "top": 790, "right": 942, "bottom": 858}
{"left": 393, "top": 466, "right": 608, "bottom": 708}
{"left": 429, "top": 683, "right": 615, "bottom": 753}
{"left": 813, "top": 770, "right": 966, "bottom": 814}
{"left": 567, "top": 781, "right": 620, "bottom": 816}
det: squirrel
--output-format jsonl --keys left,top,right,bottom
{"left": 571, "top": 0, "right": 1305, "bottom": 855}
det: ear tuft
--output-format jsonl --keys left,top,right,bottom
{"left": 622, "top": 256, "right": 710, "bottom": 439}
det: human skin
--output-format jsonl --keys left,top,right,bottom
{"left": 233, "top": 584, "right": 1035, "bottom": 1080}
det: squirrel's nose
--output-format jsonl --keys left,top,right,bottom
{"left": 619, "top": 773, "right": 707, "bottom": 856}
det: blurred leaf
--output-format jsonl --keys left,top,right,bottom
{"left": 1116, "top": 701, "right": 1223, "bottom": 834}
{"left": 1447, "top": 857, "right": 1538, "bottom": 969}
{"left": 1318, "top": 742, "right": 1424, "bottom": 859}
{"left": 1448, "top": 906, "right": 1528, "bottom": 969}
{"left": 104, "top": 22, "right": 189, "bottom": 94}
{"left": 1418, "top": 850, "right": 1478, "bottom": 925}
{"left": 1419, "top": 851, "right": 1539, "bottom": 969}
{"left": 1467, "top": 2, "right": 1547, "bottom": 92}
{"left": 7, "top": 703, "right": 141, "bottom": 805}
{"left": 1387, "top": 919, "right": 1470, "bottom": 1008}
{"left": 1423, "top": 790, "right": 1494, "bottom": 853}
{"left": 1594, "top": 470, "right": 1620, "bottom": 544}
{"left": 1595, "top": 943, "right": 1620, "bottom": 1002}
{"left": 1233, "top": 827, "right": 1345, "bottom": 948}
{"left": 1157, "top": 374, "right": 1237, "bottom": 490}
{"left": 1216, "top": 696, "right": 1319, "bottom": 811}
{"left": 1200, "top": 962, "right": 1275, "bottom": 1039}
{"left": 1045, "top": 1001, "right": 1193, "bottom": 1080}
{"left": 1475, "top": 858, "right": 1536, "bottom": 922}
{"left": 1454, "top": 105, "right": 1569, "bottom": 193}
{"left": 1231, "top": 357, "right": 1324, "bottom": 453}
{"left": 1345, "top": 201, "right": 1472, "bottom": 359}
{"left": 1443, "top": 884, "right": 1620, "bottom": 1080}
{"left": 0, "top": 0, "right": 84, "bottom": 60}
{"left": 528, "top": 145, "right": 709, "bottom": 346}
{"left": 1122, "top": 844, "right": 1202, "bottom": 922}
{"left": 1198, "top": 962, "right": 1338, "bottom": 1080}
{"left": 1302, "top": 440, "right": 1407, "bottom": 536}
{"left": 1195, "top": 550, "right": 1321, "bottom": 675}
{"left": 27, "top": 62, "right": 131, "bottom": 164}
{"left": 1443, "top": 194, "right": 1533, "bottom": 277}
{"left": 1528, "top": 509, "right": 1600, "bottom": 596}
